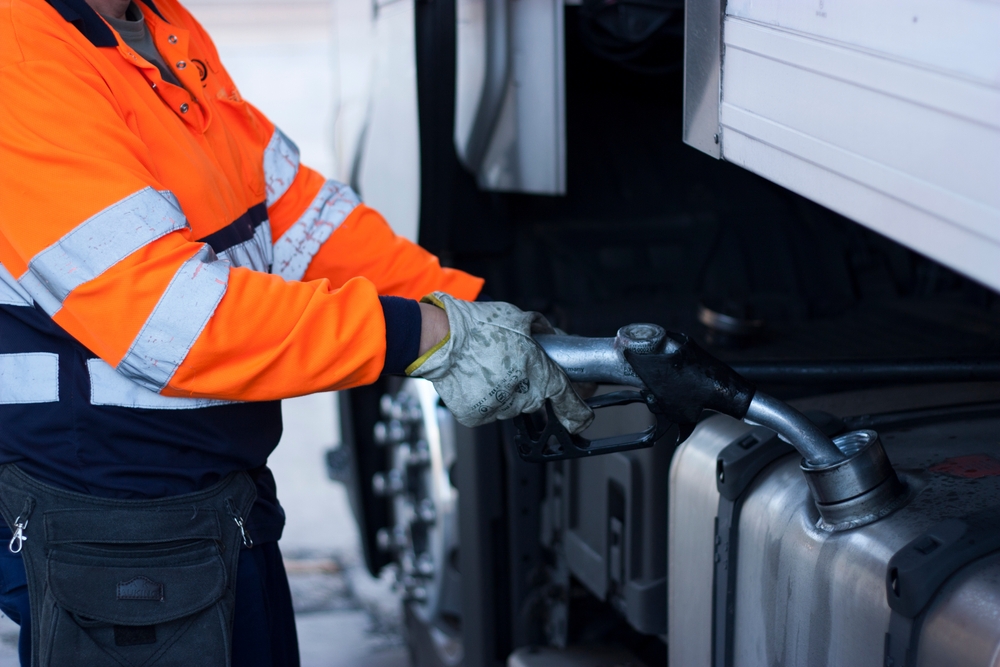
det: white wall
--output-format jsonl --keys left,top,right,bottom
{"left": 185, "top": 0, "right": 363, "bottom": 555}
{"left": 185, "top": 0, "right": 424, "bottom": 553}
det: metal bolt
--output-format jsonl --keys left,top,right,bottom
{"left": 179, "top": 103, "right": 189, "bottom": 113}
{"left": 176, "top": 60, "right": 187, "bottom": 70}
{"left": 168, "top": 34, "right": 178, "bottom": 44}
{"left": 417, "top": 498, "right": 436, "bottom": 523}
{"left": 400, "top": 552, "right": 416, "bottom": 575}
{"left": 416, "top": 552, "right": 434, "bottom": 577}
{"left": 380, "top": 394, "right": 395, "bottom": 418}
{"left": 372, "top": 469, "right": 404, "bottom": 496}
{"left": 616, "top": 323, "right": 666, "bottom": 355}
{"left": 388, "top": 420, "right": 406, "bottom": 442}
{"left": 406, "top": 440, "right": 431, "bottom": 466}
{"left": 373, "top": 420, "right": 404, "bottom": 444}
{"left": 376, "top": 528, "right": 392, "bottom": 552}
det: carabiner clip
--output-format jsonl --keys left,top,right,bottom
{"left": 226, "top": 498, "right": 253, "bottom": 549}
{"left": 232, "top": 514, "right": 253, "bottom": 549}
{"left": 8, "top": 517, "right": 27, "bottom": 554}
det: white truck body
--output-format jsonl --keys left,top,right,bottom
{"left": 684, "top": 0, "right": 1000, "bottom": 291}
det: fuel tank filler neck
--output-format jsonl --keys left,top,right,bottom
{"left": 801, "top": 429, "right": 907, "bottom": 531}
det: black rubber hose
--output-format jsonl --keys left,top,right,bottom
{"left": 731, "top": 360, "right": 1000, "bottom": 385}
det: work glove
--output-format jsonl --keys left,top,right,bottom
{"left": 406, "top": 293, "right": 594, "bottom": 434}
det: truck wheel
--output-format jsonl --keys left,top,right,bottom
{"left": 373, "top": 379, "right": 464, "bottom": 666}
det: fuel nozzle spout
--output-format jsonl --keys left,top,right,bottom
{"left": 623, "top": 334, "right": 907, "bottom": 530}
{"left": 620, "top": 333, "right": 848, "bottom": 466}
{"left": 741, "top": 395, "right": 907, "bottom": 530}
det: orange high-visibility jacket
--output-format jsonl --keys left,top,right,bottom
{"left": 0, "top": 0, "right": 482, "bottom": 405}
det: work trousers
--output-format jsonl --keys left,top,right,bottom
{"left": 0, "top": 524, "right": 300, "bottom": 667}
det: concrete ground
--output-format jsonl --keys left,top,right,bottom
{"left": 0, "top": 0, "right": 410, "bottom": 664}
{"left": 0, "top": 618, "right": 14, "bottom": 665}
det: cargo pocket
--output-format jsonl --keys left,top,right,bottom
{"left": 44, "top": 540, "right": 230, "bottom": 667}
{"left": 37, "top": 508, "right": 233, "bottom": 667}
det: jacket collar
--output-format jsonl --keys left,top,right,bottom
{"left": 45, "top": 0, "right": 166, "bottom": 47}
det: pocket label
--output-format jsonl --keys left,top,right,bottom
{"left": 117, "top": 576, "right": 164, "bottom": 602}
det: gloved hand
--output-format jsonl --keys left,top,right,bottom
{"left": 406, "top": 293, "right": 594, "bottom": 434}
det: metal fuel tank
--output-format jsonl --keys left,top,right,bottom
{"left": 669, "top": 409, "right": 1000, "bottom": 667}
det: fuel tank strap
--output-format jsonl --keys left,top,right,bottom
{"left": 711, "top": 427, "right": 794, "bottom": 667}
{"left": 883, "top": 505, "right": 1000, "bottom": 667}
{"left": 711, "top": 410, "right": 843, "bottom": 667}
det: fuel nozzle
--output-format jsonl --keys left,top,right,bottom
{"left": 533, "top": 323, "right": 907, "bottom": 530}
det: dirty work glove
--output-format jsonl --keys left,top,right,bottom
{"left": 406, "top": 293, "right": 594, "bottom": 434}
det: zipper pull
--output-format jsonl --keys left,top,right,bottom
{"left": 226, "top": 498, "right": 253, "bottom": 549}
{"left": 9, "top": 498, "right": 34, "bottom": 554}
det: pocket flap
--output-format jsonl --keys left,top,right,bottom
{"left": 45, "top": 509, "right": 222, "bottom": 545}
{"left": 48, "top": 543, "right": 227, "bottom": 626}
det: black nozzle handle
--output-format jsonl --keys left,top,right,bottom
{"left": 537, "top": 327, "right": 846, "bottom": 466}
{"left": 623, "top": 333, "right": 755, "bottom": 424}
{"left": 624, "top": 333, "right": 846, "bottom": 466}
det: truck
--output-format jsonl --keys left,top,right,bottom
{"left": 328, "top": 0, "right": 1000, "bottom": 665}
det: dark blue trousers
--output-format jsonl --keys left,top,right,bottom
{"left": 0, "top": 525, "right": 299, "bottom": 667}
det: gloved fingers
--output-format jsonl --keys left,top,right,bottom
{"left": 545, "top": 373, "right": 595, "bottom": 435}
{"left": 528, "top": 312, "right": 557, "bottom": 336}
{"left": 445, "top": 377, "right": 593, "bottom": 435}
{"left": 409, "top": 292, "right": 593, "bottom": 433}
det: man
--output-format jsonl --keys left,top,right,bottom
{"left": 0, "top": 0, "right": 593, "bottom": 663}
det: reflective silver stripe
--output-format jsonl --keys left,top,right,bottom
{"left": 118, "top": 245, "right": 230, "bottom": 392}
{"left": 17, "top": 272, "right": 61, "bottom": 315}
{"left": 0, "top": 264, "right": 32, "bottom": 307}
{"left": 264, "top": 128, "right": 300, "bottom": 207}
{"left": 87, "top": 359, "right": 236, "bottom": 409}
{"left": 0, "top": 353, "right": 59, "bottom": 404}
{"left": 218, "top": 220, "right": 273, "bottom": 272}
{"left": 272, "top": 180, "right": 360, "bottom": 281}
{"left": 21, "top": 188, "right": 187, "bottom": 315}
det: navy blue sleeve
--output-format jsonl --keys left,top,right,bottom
{"left": 379, "top": 296, "right": 422, "bottom": 375}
